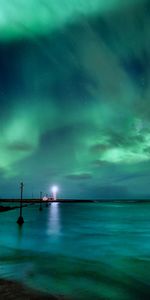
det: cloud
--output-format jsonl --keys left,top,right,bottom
{"left": 90, "top": 143, "right": 112, "bottom": 154}
{"left": 66, "top": 173, "right": 92, "bottom": 180}
{"left": 91, "top": 159, "right": 112, "bottom": 167}
{"left": 6, "top": 142, "right": 33, "bottom": 152}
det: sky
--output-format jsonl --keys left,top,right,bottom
{"left": 0, "top": 0, "right": 149, "bottom": 199}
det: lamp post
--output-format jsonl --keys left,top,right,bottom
{"left": 17, "top": 182, "right": 24, "bottom": 225}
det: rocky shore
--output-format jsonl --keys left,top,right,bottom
{"left": 0, "top": 206, "right": 18, "bottom": 212}
{"left": 0, "top": 279, "right": 67, "bottom": 300}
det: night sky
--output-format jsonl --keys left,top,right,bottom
{"left": 0, "top": 0, "right": 149, "bottom": 199}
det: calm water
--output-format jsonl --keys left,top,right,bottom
{"left": 0, "top": 202, "right": 150, "bottom": 300}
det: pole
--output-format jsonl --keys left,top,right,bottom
{"left": 17, "top": 182, "right": 24, "bottom": 225}
{"left": 20, "top": 182, "right": 23, "bottom": 217}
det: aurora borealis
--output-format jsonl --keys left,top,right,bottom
{"left": 0, "top": 0, "right": 149, "bottom": 199}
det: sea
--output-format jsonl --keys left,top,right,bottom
{"left": 0, "top": 202, "right": 150, "bottom": 300}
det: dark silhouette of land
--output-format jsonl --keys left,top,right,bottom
{"left": 0, "top": 278, "right": 67, "bottom": 300}
{"left": 1, "top": 198, "right": 150, "bottom": 203}
{"left": 0, "top": 198, "right": 150, "bottom": 214}
{"left": 0, "top": 205, "right": 20, "bottom": 212}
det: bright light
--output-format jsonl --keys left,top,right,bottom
{"left": 51, "top": 186, "right": 58, "bottom": 193}
{"left": 51, "top": 185, "right": 59, "bottom": 200}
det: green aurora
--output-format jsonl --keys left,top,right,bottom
{"left": 0, "top": 0, "right": 149, "bottom": 199}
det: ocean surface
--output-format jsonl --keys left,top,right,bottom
{"left": 0, "top": 202, "right": 150, "bottom": 300}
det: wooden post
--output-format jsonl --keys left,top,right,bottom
{"left": 17, "top": 182, "right": 24, "bottom": 225}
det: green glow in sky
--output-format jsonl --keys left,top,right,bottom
{"left": 0, "top": 0, "right": 149, "bottom": 199}
{"left": 0, "top": 0, "right": 142, "bottom": 41}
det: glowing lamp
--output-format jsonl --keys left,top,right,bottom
{"left": 51, "top": 185, "right": 58, "bottom": 200}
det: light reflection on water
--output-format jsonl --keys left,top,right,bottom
{"left": 0, "top": 203, "right": 150, "bottom": 299}
{"left": 47, "top": 203, "right": 60, "bottom": 235}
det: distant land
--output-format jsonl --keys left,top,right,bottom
{"left": 1, "top": 199, "right": 150, "bottom": 203}
{"left": 1, "top": 199, "right": 150, "bottom": 213}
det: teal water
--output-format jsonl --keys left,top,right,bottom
{"left": 0, "top": 202, "right": 150, "bottom": 300}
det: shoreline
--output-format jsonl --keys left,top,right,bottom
{"left": 1, "top": 199, "right": 150, "bottom": 204}
{"left": 0, "top": 206, "right": 19, "bottom": 213}
{"left": 0, "top": 278, "right": 67, "bottom": 300}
